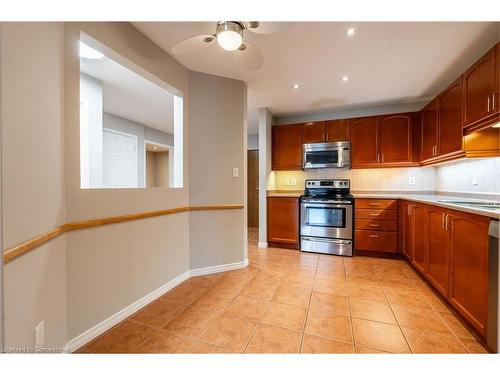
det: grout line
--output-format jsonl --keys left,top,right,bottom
{"left": 298, "top": 254, "right": 319, "bottom": 353}
{"left": 344, "top": 258, "right": 357, "bottom": 353}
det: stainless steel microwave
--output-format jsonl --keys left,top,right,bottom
{"left": 303, "top": 141, "right": 351, "bottom": 169}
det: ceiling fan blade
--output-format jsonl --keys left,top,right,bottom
{"left": 244, "top": 21, "right": 296, "bottom": 34}
{"left": 171, "top": 34, "right": 215, "bottom": 55}
{"left": 234, "top": 41, "right": 263, "bottom": 71}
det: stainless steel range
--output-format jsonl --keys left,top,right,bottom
{"left": 300, "top": 179, "right": 354, "bottom": 256}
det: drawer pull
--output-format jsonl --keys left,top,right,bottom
{"left": 369, "top": 213, "right": 380, "bottom": 216}
{"left": 369, "top": 235, "right": 380, "bottom": 238}
{"left": 368, "top": 203, "right": 381, "bottom": 206}
{"left": 369, "top": 224, "right": 380, "bottom": 227}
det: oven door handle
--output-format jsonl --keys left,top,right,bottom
{"left": 302, "top": 203, "right": 351, "bottom": 209}
{"left": 302, "top": 236, "right": 352, "bottom": 245}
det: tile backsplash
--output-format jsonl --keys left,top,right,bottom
{"left": 269, "top": 157, "right": 500, "bottom": 196}
{"left": 436, "top": 157, "right": 500, "bottom": 194}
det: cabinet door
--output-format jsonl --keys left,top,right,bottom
{"left": 351, "top": 116, "right": 379, "bottom": 167}
{"left": 412, "top": 204, "right": 428, "bottom": 274}
{"left": 421, "top": 99, "right": 439, "bottom": 160}
{"left": 463, "top": 45, "right": 498, "bottom": 129}
{"left": 438, "top": 78, "right": 463, "bottom": 156}
{"left": 426, "top": 208, "right": 449, "bottom": 297}
{"left": 303, "top": 121, "right": 325, "bottom": 143}
{"left": 325, "top": 119, "right": 350, "bottom": 142}
{"left": 399, "top": 201, "right": 413, "bottom": 260}
{"left": 267, "top": 197, "right": 300, "bottom": 248}
{"left": 379, "top": 113, "right": 413, "bottom": 164}
{"left": 448, "top": 211, "right": 489, "bottom": 337}
{"left": 272, "top": 124, "right": 303, "bottom": 170}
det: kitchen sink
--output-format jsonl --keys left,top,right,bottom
{"left": 437, "top": 200, "right": 500, "bottom": 211}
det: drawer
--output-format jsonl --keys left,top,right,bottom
{"left": 355, "top": 218, "right": 397, "bottom": 231}
{"left": 355, "top": 199, "right": 397, "bottom": 210}
{"left": 355, "top": 230, "right": 397, "bottom": 253}
{"left": 355, "top": 209, "right": 397, "bottom": 221}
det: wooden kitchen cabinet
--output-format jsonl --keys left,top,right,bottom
{"left": 421, "top": 98, "right": 439, "bottom": 161}
{"left": 351, "top": 116, "right": 379, "bottom": 167}
{"left": 463, "top": 43, "right": 499, "bottom": 132}
{"left": 398, "top": 201, "right": 413, "bottom": 260}
{"left": 325, "top": 119, "right": 350, "bottom": 142}
{"left": 303, "top": 121, "right": 325, "bottom": 143}
{"left": 448, "top": 210, "right": 490, "bottom": 337}
{"left": 426, "top": 207, "right": 450, "bottom": 297}
{"left": 267, "top": 196, "right": 300, "bottom": 249}
{"left": 379, "top": 113, "right": 413, "bottom": 164}
{"left": 438, "top": 77, "right": 464, "bottom": 157}
{"left": 272, "top": 124, "right": 303, "bottom": 170}
{"left": 411, "top": 204, "right": 428, "bottom": 274}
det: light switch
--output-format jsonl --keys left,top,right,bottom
{"left": 409, "top": 177, "right": 416, "bottom": 185}
{"left": 291, "top": 178, "right": 297, "bottom": 186}
{"left": 232, "top": 168, "right": 239, "bottom": 178}
{"left": 472, "top": 174, "right": 478, "bottom": 186}
{"left": 285, "top": 178, "right": 290, "bottom": 186}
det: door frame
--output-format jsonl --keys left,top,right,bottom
{"left": 143, "top": 140, "right": 174, "bottom": 188}
{"left": 102, "top": 127, "right": 138, "bottom": 188}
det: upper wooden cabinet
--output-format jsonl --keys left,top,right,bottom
{"left": 379, "top": 113, "right": 413, "bottom": 163}
{"left": 302, "top": 121, "right": 325, "bottom": 143}
{"left": 351, "top": 116, "right": 380, "bottom": 167}
{"left": 421, "top": 98, "right": 439, "bottom": 161}
{"left": 325, "top": 119, "right": 350, "bottom": 142}
{"left": 272, "top": 124, "right": 303, "bottom": 170}
{"left": 438, "top": 77, "right": 464, "bottom": 156}
{"left": 351, "top": 114, "right": 414, "bottom": 168}
{"left": 462, "top": 43, "right": 499, "bottom": 131}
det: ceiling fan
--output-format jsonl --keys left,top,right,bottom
{"left": 171, "top": 21, "right": 294, "bottom": 70}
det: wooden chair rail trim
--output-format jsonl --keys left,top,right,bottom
{"left": 3, "top": 204, "right": 243, "bottom": 264}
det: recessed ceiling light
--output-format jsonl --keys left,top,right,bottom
{"left": 292, "top": 83, "right": 300, "bottom": 89}
{"left": 153, "top": 146, "right": 158, "bottom": 150}
{"left": 342, "top": 76, "right": 349, "bottom": 82}
{"left": 346, "top": 27, "right": 357, "bottom": 37}
{"left": 79, "top": 41, "right": 104, "bottom": 59}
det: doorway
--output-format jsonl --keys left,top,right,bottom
{"left": 102, "top": 128, "right": 138, "bottom": 188}
{"left": 247, "top": 149, "right": 259, "bottom": 228}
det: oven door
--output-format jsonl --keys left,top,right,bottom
{"left": 303, "top": 142, "right": 350, "bottom": 169}
{"left": 300, "top": 202, "right": 353, "bottom": 239}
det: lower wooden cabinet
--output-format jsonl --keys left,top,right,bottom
{"left": 267, "top": 196, "right": 300, "bottom": 249}
{"left": 397, "top": 200, "right": 490, "bottom": 339}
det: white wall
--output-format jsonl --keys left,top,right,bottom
{"left": 1, "top": 22, "right": 68, "bottom": 349}
{"left": 188, "top": 71, "right": 247, "bottom": 269}
{"left": 247, "top": 133, "right": 259, "bottom": 150}
{"left": 436, "top": 157, "right": 500, "bottom": 195}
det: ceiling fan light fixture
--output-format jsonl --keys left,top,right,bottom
{"left": 216, "top": 21, "right": 243, "bottom": 51}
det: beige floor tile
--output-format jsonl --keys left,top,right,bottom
{"left": 313, "top": 278, "right": 348, "bottom": 297}
{"left": 383, "top": 287, "right": 432, "bottom": 309}
{"left": 273, "top": 286, "right": 311, "bottom": 307}
{"left": 460, "top": 337, "right": 489, "bottom": 354}
{"left": 261, "top": 302, "right": 307, "bottom": 331}
{"left": 422, "top": 292, "right": 450, "bottom": 313}
{"left": 439, "top": 312, "right": 475, "bottom": 339}
{"left": 392, "top": 304, "right": 451, "bottom": 333}
{"left": 245, "top": 323, "right": 302, "bottom": 353}
{"left": 310, "top": 291, "right": 349, "bottom": 315}
{"left": 84, "top": 320, "right": 153, "bottom": 353}
{"left": 201, "top": 314, "right": 258, "bottom": 353}
{"left": 136, "top": 330, "right": 219, "bottom": 353}
{"left": 160, "top": 282, "right": 209, "bottom": 308}
{"left": 192, "top": 288, "right": 238, "bottom": 309}
{"left": 280, "top": 274, "right": 315, "bottom": 290}
{"left": 300, "top": 334, "right": 354, "bottom": 354}
{"left": 401, "top": 327, "right": 467, "bottom": 354}
{"left": 379, "top": 277, "right": 419, "bottom": 291}
{"left": 130, "top": 299, "right": 182, "bottom": 328}
{"left": 349, "top": 298, "right": 396, "bottom": 324}
{"left": 225, "top": 295, "right": 269, "bottom": 321}
{"left": 241, "top": 280, "right": 279, "bottom": 301}
{"left": 352, "top": 318, "right": 410, "bottom": 354}
{"left": 164, "top": 304, "right": 224, "bottom": 338}
{"left": 346, "top": 274, "right": 380, "bottom": 286}
{"left": 305, "top": 307, "right": 353, "bottom": 342}
{"left": 186, "top": 273, "right": 226, "bottom": 288}
{"left": 355, "top": 345, "right": 391, "bottom": 354}
{"left": 347, "top": 283, "right": 386, "bottom": 302}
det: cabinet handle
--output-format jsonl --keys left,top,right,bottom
{"left": 369, "top": 235, "right": 380, "bottom": 238}
{"left": 368, "top": 203, "right": 381, "bottom": 206}
{"left": 488, "top": 96, "right": 491, "bottom": 112}
{"left": 493, "top": 94, "right": 496, "bottom": 111}
{"left": 441, "top": 213, "right": 445, "bottom": 229}
{"left": 369, "top": 224, "right": 380, "bottom": 227}
{"left": 381, "top": 153, "right": 385, "bottom": 163}
{"left": 369, "top": 213, "right": 380, "bottom": 216}
{"left": 445, "top": 214, "right": 449, "bottom": 231}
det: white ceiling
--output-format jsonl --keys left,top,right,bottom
{"left": 133, "top": 21, "right": 499, "bottom": 134}
{"left": 80, "top": 55, "right": 175, "bottom": 133}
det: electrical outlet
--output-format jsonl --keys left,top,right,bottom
{"left": 232, "top": 168, "right": 239, "bottom": 178}
{"left": 285, "top": 178, "right": 290, "bottom": 186}
{"left": 409, "top": 177, "right": 416, "bottom": 185}
{"left": 472, "top": 174, "right": 478, "bottom": 186}
{"left": 291, "top": 178, "right": 297, "bottom": 186}
{"left": 35, "top": 320, "right": 45, "bottom": 348}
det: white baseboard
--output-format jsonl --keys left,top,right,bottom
{"left": 65, "top": 270, "right": 189, "bottom": 353}
{"left": 189, "top": 259, "right": 248, "bottom": 277}
{"left": 258, "top": 241, "right": 268, "bottom": 248}
{"left": 65, "top": 258, "right": 248, "bottom": 353}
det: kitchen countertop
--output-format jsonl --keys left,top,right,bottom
{"left": 267, "top": 190, "right": 499, "bottom": 219}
